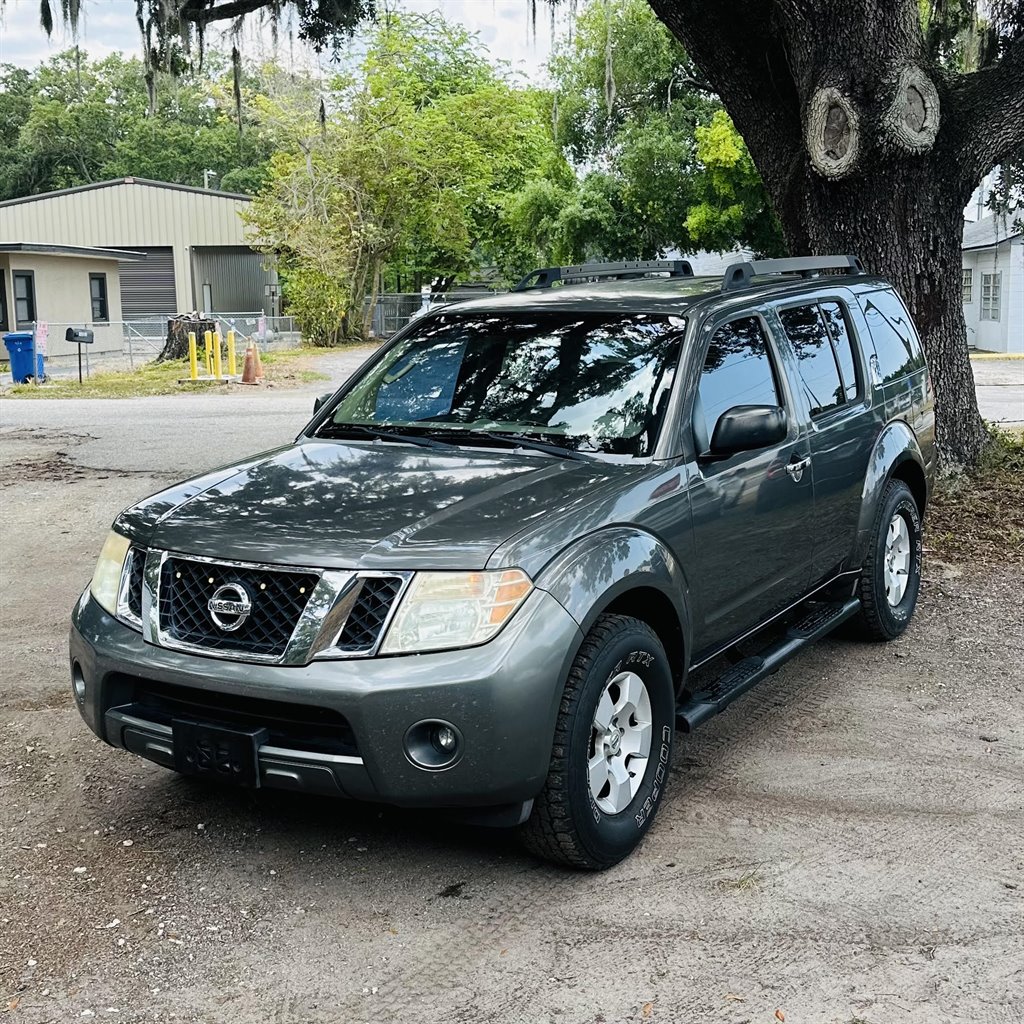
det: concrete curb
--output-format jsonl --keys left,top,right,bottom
{"left": 970, "top": 352, "right": 1024, "bottom": 360}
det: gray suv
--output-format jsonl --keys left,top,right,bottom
{"left": 70, "top": 256, "right": 935, "bottom": 868}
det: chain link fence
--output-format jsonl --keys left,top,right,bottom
{"left": 369, "top": 290, "right": 506, "bottom": 338}
{"left": 2, "top": 313, "right": 301, "bottom": 380}
{"left": 4, "top": 292, "right": 500, "bottom": 382}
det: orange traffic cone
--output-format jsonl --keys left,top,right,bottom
{"left": 240, "top": 345, "right": 259, "bottom": 385}
{"left": 251, "top": 339, "right": 265, "bottom": 380}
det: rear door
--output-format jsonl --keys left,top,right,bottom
{"left": 687, "top": 310, "right": 814, "bottom": 653}
{"left": 773, "top": 295, "right": 876, "bottom": 581}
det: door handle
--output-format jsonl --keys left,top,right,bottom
{"left": 785, "top": 454, "right": 811, "bottom": 482}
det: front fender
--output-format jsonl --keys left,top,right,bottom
{"left": 854, "top": 421, "right": 926, "bottom": 564}
{"left": 535, "top": 526, "right": 691, "bottom": 672}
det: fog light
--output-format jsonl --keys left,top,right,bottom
{"left": 404, "top": 720, "right": 463, "bottom": 771}
{"left": 72, "top": 662, "right": 86, "bottom": 703}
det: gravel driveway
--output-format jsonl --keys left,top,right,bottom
{"left": 1, "top": 356, "right": 1021, "bottom": 1023}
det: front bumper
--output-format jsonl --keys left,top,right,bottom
{"left": 69, "top": 588, "right": 582, "bottom": 810}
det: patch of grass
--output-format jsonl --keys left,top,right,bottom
{"left": 717, "top": 867, "right": 762, "bottom": 892}
{"left": 927, "top": 426, "right": 1024, "bottom": 567}
{"left": 2, "top": 348, "right": 328, "bottom": 399}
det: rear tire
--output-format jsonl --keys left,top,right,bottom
{"left": 851, "top": 479, "right": 922, "bottom": 641}
{"left": 520, "top": 614, "right": 675, "bottom": 870}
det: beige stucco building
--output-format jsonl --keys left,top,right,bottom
{"left": 0, "top": 243, "right": 142, "bottom": 357}
{"left": 0, "top": 178, "right": 276, "bottom": 329}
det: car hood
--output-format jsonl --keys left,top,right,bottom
{"left": 119, "top": 440, "right": 625, "bottom": 570}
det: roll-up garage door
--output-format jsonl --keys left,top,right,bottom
{"left": 117, "top": 246, "right": 177, "bottom": 319}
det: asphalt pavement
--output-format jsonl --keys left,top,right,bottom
{"left": 971, "top": 356, "right": 1024, "bottom": 426}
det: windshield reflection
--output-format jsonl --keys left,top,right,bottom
{"left": 319, "top": 312, "right": 686, "bottom": 456}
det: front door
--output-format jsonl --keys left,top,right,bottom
{"left": 687, "top": 312, "right": 814, "bottom": 654}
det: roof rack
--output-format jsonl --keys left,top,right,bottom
{"left": 721, "top": 255, "right": 866, "bottom": 292}
{"left": 514, "top": 259, "right": 694, "bottom": 292}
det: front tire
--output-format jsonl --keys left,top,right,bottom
{"left": 852, "top": 479, "right": 922, "bottom": 641}
{"left": 520, "top": 614, "right": 675, "bottom": 870}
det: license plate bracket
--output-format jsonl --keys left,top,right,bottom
{"left": 172, "top": 720, "right": 267, "bottom": 788}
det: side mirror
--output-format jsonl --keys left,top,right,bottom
{"left": 708, "top": 405, "right": 787, "bottom": 457}
{"left": 313, "top": 392, "right": 333, "bottom": 414}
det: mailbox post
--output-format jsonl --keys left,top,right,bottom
{"left": 65, "top": 327, "right": 95, "bottom": 384}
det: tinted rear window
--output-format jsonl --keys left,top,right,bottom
{"left": 778, "top": 304, "right": 844, "bottom": 417}
{"left": 860, "top": 289, "right": 925, "bottom": 384}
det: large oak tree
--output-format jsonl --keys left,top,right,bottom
{"left": 24, "top": 0, "right": 1024, "bottom": 465}
{"left": 645, "top": 0, "right": 1024, "bottom": 465}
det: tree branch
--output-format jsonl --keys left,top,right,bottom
{"left": 949, "top": 33, "right": 1024, "bottom": 181}
{"left": 180, "top": 0, "right": 277, "bottom": 26}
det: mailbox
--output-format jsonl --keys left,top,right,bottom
{"left": 65, "top": 327, "right": 95, "bottom": 345}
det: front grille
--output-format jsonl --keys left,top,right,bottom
{"left": 126, "top": 547, "right": 146, "bottom": 619}
{"left": 336, "top": 576, "right": 404, "bottom": 652}
{"left": 118, "top": 676, "right": 358, "bottom": 757}
{"left": 159, "top": 556, "right": 319, "bottom": 658}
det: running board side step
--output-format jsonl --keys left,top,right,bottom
{"left": 675, "top": 597, "right": 861, "bottom": 733}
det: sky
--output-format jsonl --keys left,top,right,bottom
{"left": 0, "top": 0, "right": 572, "bottom": 81}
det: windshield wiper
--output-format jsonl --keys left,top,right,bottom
{"left": 467, "top": 430, "right": 592, "bottom": 462}
{"left": 321, "top": 424, "right": 457, "bottom": 451}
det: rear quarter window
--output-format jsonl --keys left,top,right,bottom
{"left": 860, "top": 289, "right": 926, "bottom": 384}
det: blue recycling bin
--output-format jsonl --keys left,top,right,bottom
{"left": 3, "top": 332, "right": 45, "bottom": 383}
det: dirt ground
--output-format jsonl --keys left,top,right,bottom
{"left": 1, "top": 379, "right": 1022, "bottom": 1024}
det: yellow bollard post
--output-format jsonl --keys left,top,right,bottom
{"left": 203, "top": 330, "right": 213, "bottom": 375}
{"left": 213, "top": 330, "right": 223, "bottom": 379}
{"left": 226, "top": 330, "right": 237, "bottom": 377}
{"left": 187, "top": 332, "right": 199, "bottom": 380}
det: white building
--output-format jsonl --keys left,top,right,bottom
{"left": 961, "top": 216, "right": 1023, "bottom": 354}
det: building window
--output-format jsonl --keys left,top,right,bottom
{"left": 90, "top": 273, "right": 109, "bottom": 322}
{"left": 13, "top": 270, "right": 36, "bottom": 326}
{"left": 0, "top": 270, "right": 8, "bottom": 331}
{"left": 981, "top": 272, "right": 1001, "bottom": 321}
{"left": 962, "top": 268, "right": 973, "bottom": 303}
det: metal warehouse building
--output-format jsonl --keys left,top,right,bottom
{"left": 0, "top": 177, "right": 276, "bottom": 321}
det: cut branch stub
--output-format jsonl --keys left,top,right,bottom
{"left": 806, "top": 86, "right": 861, "bottom": 179}
{"left": 882, "top": 65, "right": 940, "bottom": 155}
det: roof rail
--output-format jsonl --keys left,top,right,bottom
{"left": 514, "top": 259, "right": 694, "bottom": 291}
{"left": 721, "top": 254, "right": 866, "bottom": 292}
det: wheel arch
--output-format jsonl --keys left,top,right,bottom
{"left": 534, "top": 527, "right": 691, "bottom": 695}
{"left": 854, "top": 421, "right": 928, "bottom": 565}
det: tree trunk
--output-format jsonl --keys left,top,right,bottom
{"left": 647, "top": 0, "right": 1024, "bottom": 468}
{"left": 159, "top": 317, "right": 216, "bottom": 362}
{"left": 775, "top": 150, "right": 988, "bottom": 467}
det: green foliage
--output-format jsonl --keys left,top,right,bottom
{"left": 545, "top": 0, "right": 780, "bottom": 261}
{"left": 245, "top": 12, "right": 572, "bottom": 343}
{"left": 0, "top": 50, "right": 272, "bottom": 202}
{"left": 686, "top": 111, "right": 785, "bottom": 256}
{"left": 548, "top": 0, "right": 700, "bottom": 163}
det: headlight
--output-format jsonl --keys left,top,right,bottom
{"left": 90, "top": 530, "right": 131, "bottom": 616}
{"left": 380, "top": 569, "right": 532, "bottom": 654}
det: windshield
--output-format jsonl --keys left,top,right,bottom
{"left": 318, "top": 311, "right": 685, "bottom": 456}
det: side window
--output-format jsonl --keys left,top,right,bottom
{"left": 861, "top": 289, "right": 924, "bottom": 383}
{"left": 13, "top": 270, "right": 36, "bottom": 326}
{"left": 0, "top": 270, "right": 8, "bottom": 331}
{"left": 89, "top": 273, "right": 109, "bottom": 322}
{"left": 778, "top": 304, "right": 843, "bottom": 417}
{"left": 697, "top": 316, "right": 780, "bottom": 445}
{"left": 820, "top": 301, "right": 860, "bottom": 402}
